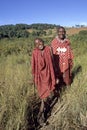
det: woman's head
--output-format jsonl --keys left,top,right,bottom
{"left": 34, "top": 38, "right": 44, "bottom": 50}
{"left": 57, "top": 26, "right": 66, "bottom": 40}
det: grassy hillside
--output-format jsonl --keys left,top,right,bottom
{"left": 66, "top": 27, "right": 87, "bottom": 35}
{"left": 27, "top": 27, "right": 87, "bottom": 37}
{"left": 0, "top": 29, "right": 87, "bottom": 130}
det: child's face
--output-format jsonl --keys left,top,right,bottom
{"left": 35, "top": 40, "right": 44, "bottom": 50}
{"left": 58, "top": 28, "right": 66, "bottom": 40}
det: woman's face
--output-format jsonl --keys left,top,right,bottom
{"left": 38, "top": 41, "right": 44, "bottom": 50}
{"left": 35, "top": 40, "right": 44, "bottom": 50}
{"left": 58, "top": 28, "right": 66, "bottom": 40}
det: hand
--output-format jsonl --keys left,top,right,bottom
{"left": 56, "top": 78, "right": 59, "bottom": 84}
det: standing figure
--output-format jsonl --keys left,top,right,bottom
{"left": 51, "top": 26, "right": 74, "bottom": 87}
{"left": 31, "top": 38, "right": 55, "bottom": 125}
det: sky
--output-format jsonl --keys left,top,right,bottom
{"left": 0, "top": 0, "right": 87, "bottom": 26}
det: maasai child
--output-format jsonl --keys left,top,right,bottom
{"left": 51, "top": 26, "right": 74, "bottom": 87}
{"left": 31, "top": 38, "right": 56, "bottom": 125}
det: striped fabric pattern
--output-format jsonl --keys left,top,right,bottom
{"left": 51, "top": 37, "right": 73, "bottom": 73}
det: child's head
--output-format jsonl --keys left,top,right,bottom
{"left": 57, "top": 26, "right": 66, "bottom": 40}
{"left": 34, "top": 38, "right": 44, "bottom": 50}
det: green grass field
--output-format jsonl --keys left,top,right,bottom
{"left": 0, "top": 32, "right": 87, "bottom": 130}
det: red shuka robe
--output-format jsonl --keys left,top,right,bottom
{"left": 31, "top": 46, "right": 55, "bottom": 99}
{"left": 51, "top": 37, "right": 74, "bottom": 85}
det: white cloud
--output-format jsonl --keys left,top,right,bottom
{"left": 79, "top": 22, "right": 87, "bottom": 26}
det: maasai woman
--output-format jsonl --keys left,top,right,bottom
{"left": 51, "top": 26, "right": 74, "bottom": 87}
{"left": 31, "top": 38, "right": 55, "bottom": 125}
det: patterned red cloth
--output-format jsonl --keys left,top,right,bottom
{"left": 51, "top": 37, "right": 74, "bottom": 85}
{"left": 31, "top": 46, "right": 55, "bottom": 99}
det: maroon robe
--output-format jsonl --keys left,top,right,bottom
{"left": 51, "top": 37, "right": 74, "bottom": 85}
{"left": 31, "top": 46, "right": 55, "bottom": 99}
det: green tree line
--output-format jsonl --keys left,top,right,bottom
{"left": 0, "top": 23, "right": 58, "bottom": 39}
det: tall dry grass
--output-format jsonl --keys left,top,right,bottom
{"left": 0, "top": 32, "right": 87, "bottom": 130}
{"left": 0, "top": 53, "right": 38, "bottom": 130}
